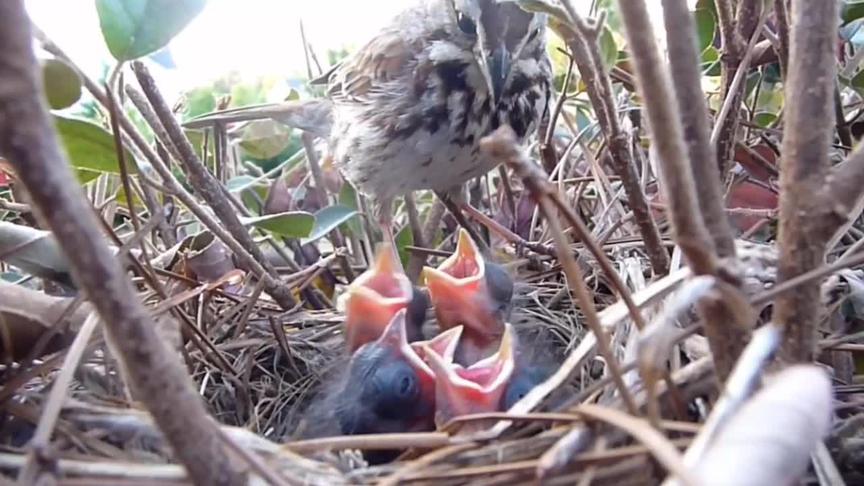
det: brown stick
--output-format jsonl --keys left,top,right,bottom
{"left": 616, "top": 0, "right": 757, "bottom": 381}
{"left": 715, "top": 0, "right": 764, "bottom": 177}
{"left": 662, "top": 0, "right": 737, "bottom": 258}
{"left": 773, "top": 0, "right": 839, "bottom": 362}
{"left": 0, "top": 2, "right": 244, "bottom": 484}
{"left": 556, "top": 5, "right": 670, "bottom": 276}
{"left": 615, "top": 0, "right": 718, "bottom": 277}
{"left": 131, "top": 61, "right": 296, "bottom": 309}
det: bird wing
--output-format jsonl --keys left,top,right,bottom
{"left": 327, "top": 31, "right": 415, "bottom": 105}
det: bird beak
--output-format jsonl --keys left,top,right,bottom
{"left": 488, "top": 45, "right": 511, "bottom": 103}
{"left": 477, "top": 39, "right": 511, "bottom": 104}
{"left": 423, "top": 324, "right": 516, "bottom": 427}
{"left": 343, "top": 243, "right": 415, "bottom": 352}
{"left": 412, "top": 325, "right": 463, "bottom": 365}
{"left": 423, "top": 229, "right": 501, "bottom": 341}
{"left": 365, "top": 309, "right": 435, "bottom": 386}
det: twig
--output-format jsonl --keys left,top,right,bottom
{"left": 773, "top": 0, "right": 839, "bottom": 362}
{"left": 554, "top": 4, "right": 670, "bottom": 275}
{"left": 618, "top": 0, "right": 757, "bottom": 381}
{"left": 17, "top": 313, "right": 99, "bottom": 483}
{"left": 0, "top": 3, "right": 244, "bottom": 483}
{"left": 662, "top": 0, "right": 736, "bottom": 258}
{"left": 714, "top": 0, "right": 765, "bottom": 176}
{"left": 131, "top": 61, "right": 297, "bottom": 310}
{"left": 616, "top": 0, "right": 718, "bottom": 277}
{"left": 773, "top": 0, "right": 790, "bottom": 78}
{"left": 482, "top": 126, "right": 640, "bottom": 416}
{"left": 710, "top": 19, "right": 766, "bottom": 147}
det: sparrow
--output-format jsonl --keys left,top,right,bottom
{"left": 339, "top": 244, "right": 428, "bottom": 352}
{"left": 423, "top": 228, "right": 514, "bottom": 364}
{"left": 185, "top": 0, "right": 552, "bottom": 243}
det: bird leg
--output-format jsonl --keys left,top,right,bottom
{"left": 375, "top": 196, "right": 400, "bottom": 258}
{"left": 434, "top": 189, "right": 490, "bottom": 254}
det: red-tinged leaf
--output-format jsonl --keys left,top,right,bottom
{"left": 734, "top": 144, "right": 778, "bottom": 183}
{"left": 726, "top": 180, "right": 779, "bottom": 233}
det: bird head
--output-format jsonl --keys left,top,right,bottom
{"left": 335, "top": 310, "right": 460, "bottom": 435}
{"left": 446, "top": 0, "right": 546, "bottom": 103}
{"left": 341, "top": 244, "right": 427, "bottom": 352}
{"left": 423, "top": 228, "right": 513, "bottom": 362}
{"left": 423, "top": 323, "right": 516, "bottom": 428}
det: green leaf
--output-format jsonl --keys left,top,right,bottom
{"left": 395, "top": 223, "right": 413, "bottom": 268}
{"left": 241, "top": 211, "right": 314, "bottom": 238}
{"left": 753, "top": 112, "right": 777, "bottom": 128}
{"left": 301, "top": 205, "right": 358, "bottom": 245}
{"left": 598, "top": 26, "right": 618, "bottom": 69}
{"left": 238, "top": 120, "right": 294, "bottom": 160}
{"left": 95, "top": 0, "right": 207, "bottom": 61}
{"left": 226, "top": 175, "right": 258, "bottom": 192}
{"left": 694, "top": 8, "right": 716, "bottom": 52}
{"left": 701, "top": 47, "right": 721, "bottom": 76}
{"left": 843, "top": 1, "right": 864, "bottom": 25}
{"left": 42, "top": 59, "right": 82, "bottom": 110}
{"left": 53, "top": 115, "right": 135, "bottom": 174}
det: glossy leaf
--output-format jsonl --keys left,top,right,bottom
{"left": 53, "top": 115, "right": 135, "bottom": 174}
{"left": 694, "top": 8, "right": 716, "bottom": 52}
{"left": 238, "top": 120, "right": 294, "bottom": 160}
{"left": 301, "top": 205, "right": 358, "bottom": 245}
{"left": 240, "top": 211, "right": 314, "bottom": 238}
{"left": 599, "top": 26, "right": 618, "bottom": 69}
{"left": 0, "top": 222, "right": 73, "bottom": 286}
{"left": 96, "top": 0, "right": 207, "bottom": 61}
{"left": 843, "top": 1, "right": 864, "bottom": 25}
{"left": 42, "top": 59, "right": 82, "bottom": 110}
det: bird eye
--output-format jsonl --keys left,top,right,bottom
{"left": 456, "top": 11, "right": 477, "bottom": 35}
{"left": 370, "top": 360, "right": 420, "bottom": 417}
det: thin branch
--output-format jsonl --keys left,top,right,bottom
{"left": 714, "top": 0, "right": 765, "bottom": 177}
{"left": 131, "top": 62, "right": 296, "bottom": 309}
{"left": 0, "top": 2, "right": 245, "bottom": 483}
{"left": 773, "top": 0, "right": 839, "bottom": 362}
{"left": 618, "top": 0, "right": 755, "bottom": 380}
{"left": 615, "top": 0, "right": 719, "bottom": 277}
{"left": 555, "top": 4, "right": 670, "bottom": 275}
{"left": 662, "top": 0, "right": 736, "bottom": 258}
{"left": 481, "top": 126, "right": 643, "bottom": 417}
{"left": 773, "top": 0, "right": 791, "bottom": 78}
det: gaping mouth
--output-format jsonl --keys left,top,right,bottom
{"left": 342, "top": 244, "right": 414, "bottom": 352}
{"left": 422, "top": 323, "right": 516, "bottom": 426}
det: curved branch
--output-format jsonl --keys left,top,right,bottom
{"left": 0, "top": 2, "right": 244, "bottom": 484}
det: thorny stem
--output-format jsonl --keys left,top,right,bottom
{"left": 0, "top": 2, "right": 245, "bottom": 484}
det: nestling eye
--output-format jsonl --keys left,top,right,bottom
{"left": 456, "top": 11, "right": 477, "bottom": 35}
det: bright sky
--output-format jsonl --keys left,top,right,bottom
{"left": 24, "top": 1, "right": 670, "bottom": 98}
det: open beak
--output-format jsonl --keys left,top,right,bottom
{"left": 339, "top": 309, "right": 438, "bottom": 435}
{"left": 343, "top": 244, "right": 415, "bottom": 352}
{"left": 411, "top": 325, "right": 463, "bottom": 366}
{"left": 423, "top": 324, "right": 516, "bottom": 427}
{"left": 423, "top": 229, "right": 501, "bottom": 343}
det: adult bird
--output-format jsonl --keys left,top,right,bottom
{"left": 186, "top": 0, "right": 552, "bottom": 243}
